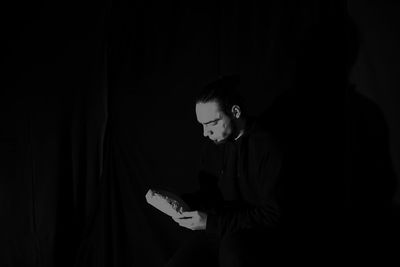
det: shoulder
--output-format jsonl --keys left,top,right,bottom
{"left": 248, "top": 117, "right": 283, "bottom": 149}
{"left": 246, "top": 118, "right": 285, "bottom": 158}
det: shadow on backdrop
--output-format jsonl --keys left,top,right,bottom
{"left": 344, "top": 15, "right": 398, "bottom": 258}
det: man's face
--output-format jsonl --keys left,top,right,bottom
{"left": 195, "top": 101, "right": 233, "bottom": 145}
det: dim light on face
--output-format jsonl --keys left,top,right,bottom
{"left": 195, "top": 101, "right": 232, "bottom": 144}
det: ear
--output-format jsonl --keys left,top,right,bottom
{"left": 231, "top": 105, "right": 241, "bottom": 119}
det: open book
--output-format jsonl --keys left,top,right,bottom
{"left": 145, "top": 189, "right": 190, "bottom": 217}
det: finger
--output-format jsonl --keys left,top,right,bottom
{"left": 173, "top": 217, "right": 189, "bottom": 224}
{"left": 174, "top": 220, "right": 189, "bottom": 227}
{"left": 174, "top": 220, "right": 186, "bottom": 227}
{"left": 181, "top": 211, "right": 196, "bottom": 217}
{"left": 173, "top": 217, "right": 193, "bottom": 225}
{"left": 180, "top": 219, "right": 194, "bottom": 227}
{"left": 173, "top": 216, "right": 191, "bottom": 221}
{"left": 180, "top": 218, "right": 193, "bottom": 225}
{"left": 183, "top": 223, "right": 195, "bottom": 230}
{"left": 176, "top": 220, "right": 192, "bottom": 229}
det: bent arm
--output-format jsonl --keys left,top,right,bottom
{"left": 206, "top": 133, "right": 285, "bottom": 237}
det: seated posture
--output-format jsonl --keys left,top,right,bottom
{"left": 166, "top": 76, "right": 286, "bottom": 267}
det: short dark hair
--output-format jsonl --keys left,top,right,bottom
{"left": 195, "top": 75, "right": 245, "bottom": 116}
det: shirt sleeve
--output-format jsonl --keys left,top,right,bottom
{"left": 205, "top": 132, "right": 285, "bottom": 237}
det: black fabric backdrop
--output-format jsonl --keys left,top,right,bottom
{"left": 3, "top": 0, "right": 400, "bottom": 266}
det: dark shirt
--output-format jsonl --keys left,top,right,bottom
{"left": 183, "top": 117, "right": 285, "bottom": 238}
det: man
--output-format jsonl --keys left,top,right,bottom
{"left": 165, "top": 75, "right": 286, "bottom": 267}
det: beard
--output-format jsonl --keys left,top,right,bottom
{"left": 213, "top": 139, "right": 224, "bottom": 145}
{"left": 212, "top": 119, "right": 238, "bottom": 145}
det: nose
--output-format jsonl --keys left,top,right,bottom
{"left": 203, "top": 126, "right": 211, "bottom": 137}
{"left": 203, "top": 128, "right": 208, "bottom": 137}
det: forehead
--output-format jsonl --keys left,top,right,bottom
{"left": 195, "top": 101, "right": 222, "bottom": 124}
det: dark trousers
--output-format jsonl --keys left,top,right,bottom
{"left": 165, "top": 228, "right": 282, "bottom": 267}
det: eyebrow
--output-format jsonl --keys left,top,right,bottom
{"left": 203, "top": 118, "right": 220, "bottom": 125}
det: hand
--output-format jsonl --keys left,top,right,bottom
{"left": 172, "top": 211, "right": 207, "bottom": 230}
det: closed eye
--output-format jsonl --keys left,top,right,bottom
{"left": 206, "top": 119, "right": 219, "bottom": 126}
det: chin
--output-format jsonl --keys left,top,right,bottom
{"left": 212, "top": 138, "right": 226, "bottom": 145}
